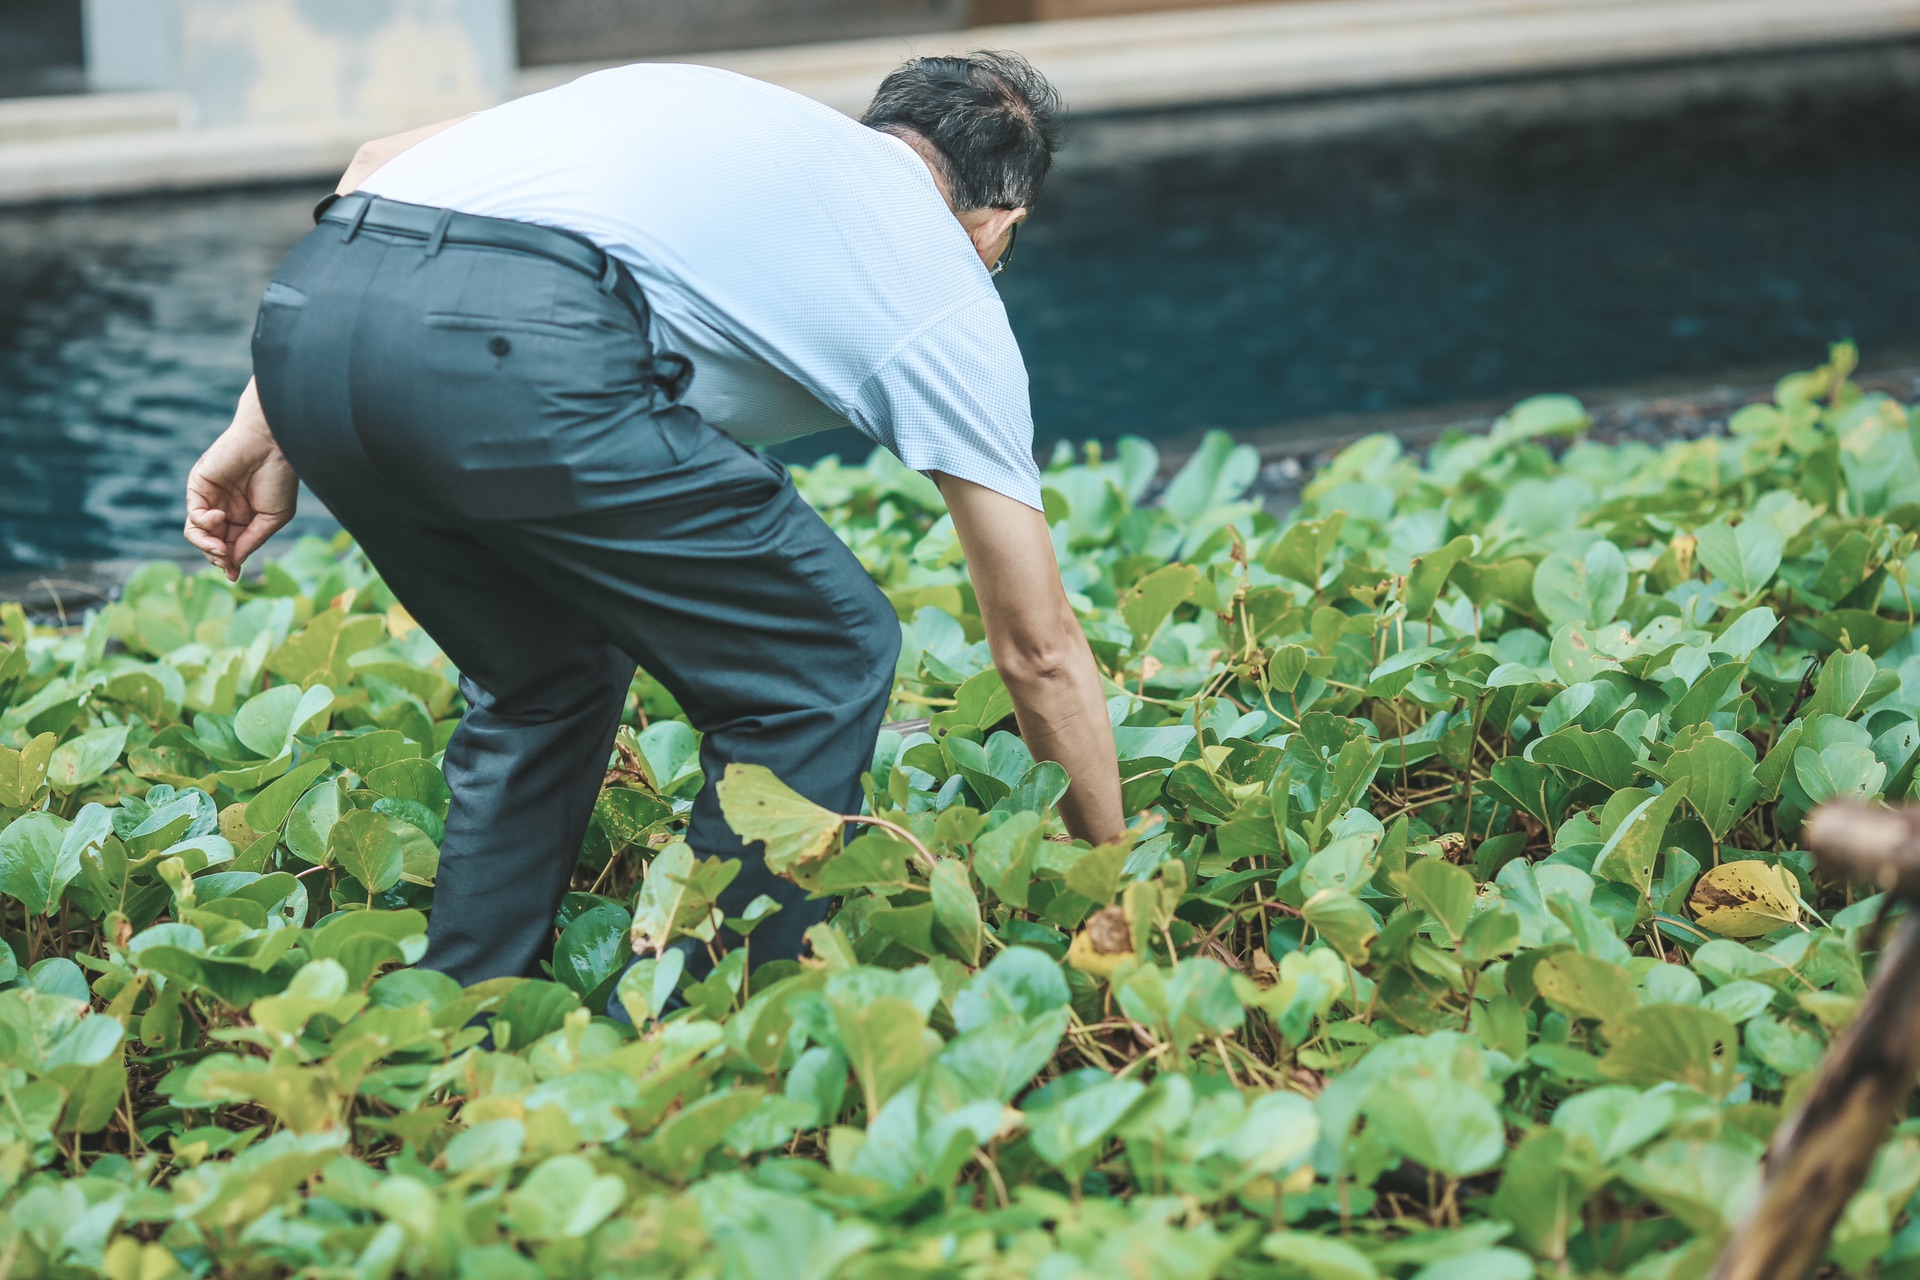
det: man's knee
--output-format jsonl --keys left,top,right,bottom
{"left": 457, "top": 647, "right": 633, "bottom": 724}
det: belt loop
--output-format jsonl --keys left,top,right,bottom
{"left": 340, "top": 195, "right": 371, "bottom": 242}
{"left": 596, "top": 254, "right": 620, "bottom": 295}
{"left": 425, "top": 208, "right": 453, "bottom": 257}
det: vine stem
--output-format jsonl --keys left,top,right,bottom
{"left": 974, "top": 1148, "right": 1011, "bottom": 1209}
{"left": 1189, "top": 897, "right": 1303, "bottom": 955}
{"left": 839, "top": 814, "right": 938, "bottom": 873}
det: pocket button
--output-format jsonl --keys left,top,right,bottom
{"left": 488, "top": 335, "right": 512, "bottom": 356}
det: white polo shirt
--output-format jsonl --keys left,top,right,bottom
{"left": 359, "top": 63, "right": 1043, "bottom": 510}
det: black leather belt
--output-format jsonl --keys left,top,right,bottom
{"left": 312, "top": 191, "right": 695, "bottom": 403}
{"left": 316, "top": 192, "right": 614, "bottom": 287}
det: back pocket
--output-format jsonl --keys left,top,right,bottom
{"left": 251, "top": 280, "right": 308, "bottom": 360}
{"left": 423, "top": 246, "right": 563, "bottom": 330}
{"left": 261, "top": 280, "right": 308, "bottom": 309}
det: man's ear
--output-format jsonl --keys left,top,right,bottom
{"left": 964, "top": 206, "right": 1027, "bottom": 265}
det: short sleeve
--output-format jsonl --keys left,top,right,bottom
{"left": 848, "top": 293, "right": 1043, "bottom": 510}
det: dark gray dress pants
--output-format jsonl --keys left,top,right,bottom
{"left": 249, "top": 212, "right": 900, "bottom": 990}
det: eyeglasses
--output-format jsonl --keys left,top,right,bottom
{"left": 989, "top": 220, "right": 1020, "bottom": 278}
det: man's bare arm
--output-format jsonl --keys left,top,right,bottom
{"left": 936, "top": 473, "right": 1124, "bottom": 845}
{"left": 184, "top": 118, "right": 469, "bottom": 574}
{"left": 335, "top": 116, "right": 471, "bottom": 195}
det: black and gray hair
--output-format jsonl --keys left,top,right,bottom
{"left": 861, "top": 50, "right": 1064, "bottom": 211}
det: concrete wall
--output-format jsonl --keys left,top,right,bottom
{"left": 515, "top": 0, "right": 967, "bottom": 66}
{"left": 970, "top": 0, "right": 1264, "bottom": 24}
{"left": 84, "top": 0, "right": 514, "bottom": 129}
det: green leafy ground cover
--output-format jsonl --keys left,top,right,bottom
{"left": 4, "top": 345, "right": 1920, "bottom": 1278}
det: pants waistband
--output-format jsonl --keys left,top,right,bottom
{"left": 314, "top": 192, "right": 694, "bottom": 403}
{"left": 317, "top": 192, "right": 617, "bottom": 290}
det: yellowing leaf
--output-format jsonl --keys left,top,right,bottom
{"left": 1689, "top": 861, "right": 1801, "bottom": 938}
{"left": 0, "top": 732, "right": 57, "bottom": 807}
{"left": 1066, "top": 905, "right": 1134, "bottom": 978}
{"left": 715, "top": 763, "right": 844, "bottom": 874}
{"left": 1601, "top": 1005, "right": 1740, "bottom": 1098}
{"left": 630, "top": 841, "right": 737, "bottom": 955}
{"left": 266, "top": 609, "right": 383, "bottom": 688}
{"left": 1533, "top": 951, "right": 1638, "bottom": 1024}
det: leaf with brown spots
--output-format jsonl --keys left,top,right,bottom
{"left": 1689, "top": 860, "right": 1802, "bottom": 937}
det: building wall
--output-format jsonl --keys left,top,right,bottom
{"left": 4, "top": 0, "right": 1285, "bottom": 117}
{"left": 515, "top": 0, "right": 968, "bottom": 66}
{"left": 511, "top": 0, "right": 1263, "bottom": 66}
{"left": 970, "top": 0, "right": 1270, "bottom": 24}
{"left": 84, "top": 0, "right": 515, "bottom": 128}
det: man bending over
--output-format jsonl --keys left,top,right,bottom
{"left": 183, "top": 51, "right": 1122, "bottom": 1009}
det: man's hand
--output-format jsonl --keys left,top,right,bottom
{"left": 935, "top": 473, "right": 1125, "bottom": 845}
{"left": 184, "top": 378, "right": 298, "bottom": 582}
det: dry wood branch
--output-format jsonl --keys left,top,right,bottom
{"left": 1709, "top": 912, "right": 1920, "bottom": 1280}
{"left": 1803, "top": 800, "right": 1920, "bottom": 892}
{"left": 1709, "top": 800, "right": 1920, "bottom": 1280}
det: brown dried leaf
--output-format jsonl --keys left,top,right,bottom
{"left": 1067, "top": 905, "right": 1135, "bottom": 978}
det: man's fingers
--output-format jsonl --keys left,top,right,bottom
{"left": 182, "top": 522, "right": 226, "bottom": 558}
{"left": 182, "top": 521, "right": 240, "bottom": 584}
{"left": 229, "top": 514, "right": 292, "bottom": 576}
{"left": 225, "top": 515, "right": 289, "bottom": 581}
{"left": 188, "top": 506, "right": 228, "bottom": 530}
{"left": 229, "top": 531, "right": 267, "bottom": 571}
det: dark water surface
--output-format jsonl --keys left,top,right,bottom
{"left": 4, "top": 42, "right": 1920, "bottom": 572}
{"left": 1005, "top": 44, "right": 1920, "bottom": 439}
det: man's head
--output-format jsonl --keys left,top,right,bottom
{"left": 862, "top": 50, "right": 1064, "bottom": 273}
